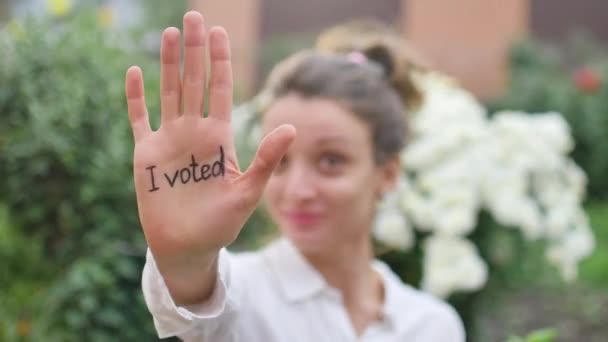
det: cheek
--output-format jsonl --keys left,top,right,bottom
{"left": 323, "top": 171, "right": 379, "bottom": 220}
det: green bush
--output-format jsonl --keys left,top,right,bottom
{"left": 0, "top": 13, "right": 162, "bottom": 340}
{"left": 0, "top": 203, "right": 49, "bottom": 340}
{"left": 579, "top": 202, "right": 608, "bottom": 287}
{"left": 507, "top": 328, "right": 558, "bottom": 342}
{"left": 490, "top": 37, "right": 608, "bottom": 200}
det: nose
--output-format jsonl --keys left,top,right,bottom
{"left": 282, "top": 162, "right": 317, "bottom": 202}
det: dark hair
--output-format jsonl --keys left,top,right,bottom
{"left": 261, "top": 50, "right": 407, "bottom": 165}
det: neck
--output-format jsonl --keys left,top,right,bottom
{"left": 302, "top": 235, "right": 384, "bottom": 334}
{"left": 304, "top": 236, "right": 375, "bottom": 294}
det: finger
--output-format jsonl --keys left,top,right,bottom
{"left": 182, "top": 11, "right": 206, "bottom": 117}
{"left": 160, "top": 27, "right": 182, "bottom": 124}
{"left": 207, "top": 26, "right": 233, "bottom": 122}
{"left": 125, "top": 66, "right": 152, "bottom": 142}
{"left": 241, "top": 125, "right": 296, "bottom": 195}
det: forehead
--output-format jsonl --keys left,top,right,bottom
{"left": 261, "top": 94, "right": 371, "bottom": 144}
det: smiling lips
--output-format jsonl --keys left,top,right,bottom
{"left": 283, "top": 211, "right": 324, "bottom": 226}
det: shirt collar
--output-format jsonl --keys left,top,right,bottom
{"left": 263, "top": 238, "right": 402, "bottom": 328}
{"left": 263, "top": 238, "right": 328, "bottom": 303}
{"left": 372, "top": 260, "right": 403, "bottom": 328}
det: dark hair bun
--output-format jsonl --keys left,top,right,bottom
{"left": 316, "top": 19, "right": 427, "bottom": 110}
{"left": 363, "top": 44, "right": 394, "bottom": 79}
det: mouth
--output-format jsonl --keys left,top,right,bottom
{"left": 282, "top": 211, "right": 324, "bottom": 226}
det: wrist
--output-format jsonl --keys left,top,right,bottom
{"left": 160, "top": 250, "right": 220, "bottom": 305}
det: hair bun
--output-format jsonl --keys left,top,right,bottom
{"left": 316, "top": 20, "right": 426, "bottom": 110}
{"left": 362, "top": 44, "right": 394, "bottom": 79}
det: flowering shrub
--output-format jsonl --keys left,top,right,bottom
{"left": 375, "top": 72, "right": 594, "bottom": 297}
{"left": 490, "top": 38, "right": 608, "bottom": 200}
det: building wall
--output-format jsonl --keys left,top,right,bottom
{"left": 531, "top": 0, "right": 608, "bottom": 42}
{"left": 260, "top": 0, "right": 401, "bottom": 39}
{"left": 403, "top": 0, "right": 529, "bottom": 99}
{"left": 191, "top": 0, "right": 606, "bottom": 98}
{"left": 5, "top": 1, "right": 607, "bottom": 98}
{"left": 189, "top": 0, "right": 261, "bottom": 97}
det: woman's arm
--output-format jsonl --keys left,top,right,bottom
{"left": 143, "top": 248, "right": 238, "bottom": 340}
{"left": 125, "top": 10, "right": 294, "bottom": 336}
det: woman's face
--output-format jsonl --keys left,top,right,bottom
{"left": 262, "top": 94, "right": 398, "bottom": 254}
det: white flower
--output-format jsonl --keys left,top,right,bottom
{"left": 373, "top": 210, "right": 414, "bottom": 251}
{"left": 546, "top": 222, "right": 595, "bottom": 281}
{"left": 434, "top": 205, "right": 477, "bottom": 236}
{"left": 518, "top": 199, "right": 544, "bottom": 240}
{"left": 485, "top": 193, "right": 543, "bottom": 239}
{"left": 488, "top": 112, "right": 562, "bottom": 171}
{"left": 412, "top": 73, "right": 487, "bottom": 135}
{"left": 533, "top": 159, "right": 586, "bottom": 211}
{"left": 232, "top": 102, "right": 262, "bottom": 150}
{"left": 400, "top": 190, "right": 437, "bottom": 232}
{"left": 530, "top": 113, "right": 574, "bottom": 154}
{"left": 564, "top": 160, "right": 587, "bottom": 199}
{"left": 422, "top": 186, "right": 479, "bottom": 236}
{"left": 544, "top": 205, "right": 587, "bottom": 239}
{"left": 417, "top": 158, "right": 478, "bottom": 193}
{"left": 481, "top": 166, "right": 527, "bottom": 199}
{"left": 421, "top": 235, "right": 488, "bottom": 298}
{"left": 405, "top": 73, "right": 592, "bottom": 284}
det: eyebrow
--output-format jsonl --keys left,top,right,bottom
{"left": 314, "top": 136, "right": 350, "bottom": 145}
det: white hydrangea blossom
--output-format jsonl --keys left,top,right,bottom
{"left": 421, "top": 235, "right": 488, "bottom": 298}
{"left": 373, "top": 208, "right": 415, "bottom": 251}
{"left": 546, "top": 221, "right": 595, "bottom": 281}
{"left": 380, "top": 72, "right": 593, "bottom": 297}
{"left": 234, "top": 70, "right": 595, "bottom": 299}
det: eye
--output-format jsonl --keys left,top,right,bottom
{"left": 319, "top": 153, "right": 346, "bottom": 173}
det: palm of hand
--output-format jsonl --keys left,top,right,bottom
{"left": 125, "top": 12, "right": 294, "bottom": 270}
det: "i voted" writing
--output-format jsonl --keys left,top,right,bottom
{"left": 146, "top": 145, "right": 225, "bottom": 192}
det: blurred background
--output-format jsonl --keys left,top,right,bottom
{"left": 0, "top": 0, "right": 606, "bottom": 341}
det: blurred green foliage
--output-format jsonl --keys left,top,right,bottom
{"left": 0, "top": 12, "right": 162, "bottom": 340}
{"left": 470, "top": 202, "right": 608, "bottom": 341}
{"left": 140, "top": 0, "right": 188, "bottom": 33}
{"left": 490, "top": 36, "right": 608, "bottom": 200}
{"left": 0, "top": 7, "right": 274, "bottom": 340}
{"left": 0, "top": 204, "right": 48, "bottom": 340}
{"left": 507, "top": 328, "right": 558, "bottom": 342}
{"left": 258, "top": 33, "right": 316, "bottom": 86}
{"left": 579, "top": 202, "right": 608, "bottom": 287}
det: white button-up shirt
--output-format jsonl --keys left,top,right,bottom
{"left": 142, "top": 238, "right": 465, "bottom": 341}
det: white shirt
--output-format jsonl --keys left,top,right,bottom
{"left": 142, "top": 238, "right": 466, "bottom": 341}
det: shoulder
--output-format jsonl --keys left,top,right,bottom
{"left": 375, "top": 261, "right": 466, "bottom": 342}
{"left": 403, "top": 286, "right": 465, "bottom": 340}
{"left": 402, "top": 282, "right": 462, "bottom": 325}
{"left": 222, "top": 243, "right": 287, "bottom": 290}
{"left": 222, "top": 248, "right": 269, "bottom": 281}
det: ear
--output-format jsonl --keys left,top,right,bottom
{"left": 377, "top": 155, "right": 401, "bottom": 197}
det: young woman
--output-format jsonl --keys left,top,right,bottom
{"left": 126, "top": 11, "right": 464, "bottom": 341}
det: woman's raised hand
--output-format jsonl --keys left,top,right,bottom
{"left": 125, "top": 11, "right": 295, "bottom": 304}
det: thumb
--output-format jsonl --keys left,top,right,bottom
{"left": 240, "top": 124, "right": 296, "bottom": 194}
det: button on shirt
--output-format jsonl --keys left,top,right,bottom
{"left": 142, "top": 238, "right": 465, "bottom": 341}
